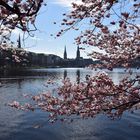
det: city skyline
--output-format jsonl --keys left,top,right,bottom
{"left": 11, "top": 0, "right": 94, "bottom": 59}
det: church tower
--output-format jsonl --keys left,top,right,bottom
{"left": 17, "top": 34, "right": 21, "bottom": 48}
{"left": 76, "top": 46, "right": 80, "bottom": 59}
{"left": 64, "top": 46, "right": 67, "bottom": 59}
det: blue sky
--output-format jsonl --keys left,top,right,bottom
{"left": 12, "top": 0, "right": 92, "bottom": 59}
{"left": 11, "top": 0, "right": 137, "bottom": 59}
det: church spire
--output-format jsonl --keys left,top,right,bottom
{"left": 76, "top": 46, "right": 80, "bottom": 59}
{"left": 17, "top": 34, "right": 21, "bottom": 48}
{"left": 64, "top": 46, "right": 67, "bottom": 59}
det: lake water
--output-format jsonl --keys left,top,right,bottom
{"left": 0, "top": 68, "right": 140, "bottom": 140}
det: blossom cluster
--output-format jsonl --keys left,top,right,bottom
{"left": 9, "top": 72, "right": 140, "bottom": 122}
{"left": 5, "top": 0, "right": 140, "bottom": 122}
{"left": 57, "top": 0, "right": 140, "bottom": 69}
{"left": 0, "top": 42, "right": 28, "bottom": 65}
{"left": 1, "top": 0, "right": 45, "bottom": 32}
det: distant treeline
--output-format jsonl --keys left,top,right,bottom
{"left": 0, "top": 48, "right": 140, "bottom": 69}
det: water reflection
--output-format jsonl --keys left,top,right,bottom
{"left": 17, "top": 79, "right": 24, "bottom": 89}
{"left": 63, "top": 69, "right": 80, "bottom": 84}
{"left": 0, "top": 68, "right": 140, "bottom": 140}
{"left": 64, "top": 70, "right": 67, "bottom": 80}
{"left": 76, "top": 70, "right": 80, "bottom": 84}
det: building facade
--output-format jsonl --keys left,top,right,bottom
{"left": 62, "top": 46, "right": 94, "bottom": 67}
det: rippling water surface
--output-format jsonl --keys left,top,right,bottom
{"left": 0, "top": 68, "right": 140, "bottom": 140}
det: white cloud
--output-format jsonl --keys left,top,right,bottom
{"left": 30, "top": 36, "right": 42, "bottom": 41}
{"left": 12, "top": 28, "right": 23, "bottom": 36}
{"left": 12, "top": 28, "right": 42, "bottom": 41}
{"left": 52, "top": 0, "right": 83, "bottom": 8}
